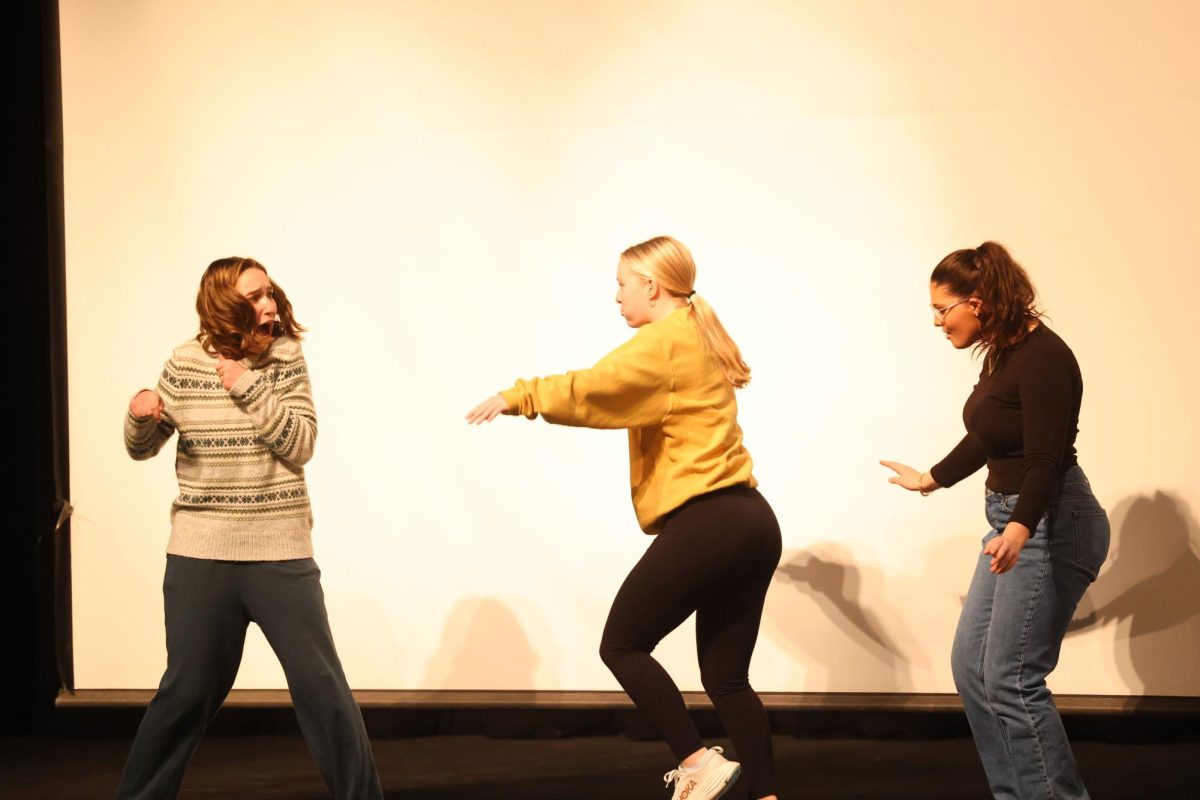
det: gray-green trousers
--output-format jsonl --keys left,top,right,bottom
{"left": 114, "top": 555, "right": 382, "bottom": 800}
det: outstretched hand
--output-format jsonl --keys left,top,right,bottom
{"left": 466, "top": 394, "right": 508, "bottom": 425}
{"left": 880, "top": 460, "right": 923, "bottom": 492}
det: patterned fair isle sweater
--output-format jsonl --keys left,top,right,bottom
{"left": 124, "top": 336, "right": 317, "bottom": 561}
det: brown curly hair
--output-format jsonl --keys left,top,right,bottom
{"left": 195, "top": 257, "right": 305, "bottom": 359}
{"left": 931, "top": 241, "right": 1043, "bottom": 372}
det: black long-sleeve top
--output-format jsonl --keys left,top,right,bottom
{"left": 929, "top": 324, "right": 1081, "bottom": 530}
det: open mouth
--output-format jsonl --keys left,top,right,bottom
{"left": 257, "top": 321, "right": 275, "bottom": 337}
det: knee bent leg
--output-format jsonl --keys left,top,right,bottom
{"left": 700, "top": 665, "right": 749, "bottom": 698}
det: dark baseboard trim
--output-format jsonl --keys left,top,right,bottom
{"left": 57, "top": 689, "right": 1200, "bottom": 714}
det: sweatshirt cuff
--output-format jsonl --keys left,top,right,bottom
{"left": 499, "top": 387, "right": 523, "bottom": 415}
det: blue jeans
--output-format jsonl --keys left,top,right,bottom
{"left": 951, "top": 466, "right": 1110, "bottom": 800}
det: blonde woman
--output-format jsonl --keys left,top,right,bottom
{"left": 468, "top": 237, "right": 781, "bottom": 800}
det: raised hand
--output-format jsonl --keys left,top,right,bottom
{"left": 130, "top": 389, "right": 164, "bottom": 422}
{"left": 215, "top": 355, "right": 246, "bottom": 391}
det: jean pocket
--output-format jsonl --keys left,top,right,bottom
{"left": 1073, "top": 508, "right": 1110, "bottom": 578}
{"left": 985, "top": 492, "right": 1018, "bottom": 528}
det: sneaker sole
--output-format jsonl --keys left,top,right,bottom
{"left": 706, "top": 763, "right": 741, "bottom": 800}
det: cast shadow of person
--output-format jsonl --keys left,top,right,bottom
{"left": 423, "top": 596, "right": 548, "bottom": 689}
{"left": 1068, "top": 491, "right": 1200, "bottom": 696}
{"left": 767, "top": 544, "right": 926, "bottom": 691}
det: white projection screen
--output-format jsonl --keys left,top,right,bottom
{"left": 62, "top": 1, "right": 1200, "bottom": 698}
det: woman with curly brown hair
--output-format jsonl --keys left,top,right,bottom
{"left": 882, "top": 241, "right": 1110, "bottom": 799}
{"left": 116, "top": 257, "right": 381, "bottom": 800}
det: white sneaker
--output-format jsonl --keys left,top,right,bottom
{"left": 663, "top": 746, "right": 742, "bottom": 800}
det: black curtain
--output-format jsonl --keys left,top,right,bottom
{"left": 4, "top": 0, "right": 71, "bottom": 735}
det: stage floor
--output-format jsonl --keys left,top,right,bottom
{"left": 2, "top": 733, "right": 1197, "bottom": 798}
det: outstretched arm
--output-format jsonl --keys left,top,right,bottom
{"left": 469, "top": 327, "right": 672, "bottom": 429}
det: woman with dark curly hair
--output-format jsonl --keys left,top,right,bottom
{"left": 882, "top": 242, "right": 1110, "bottom": 799}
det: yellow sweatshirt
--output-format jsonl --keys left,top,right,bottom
{"left": 501, "top": 306, "right": 756, "bottom": 534}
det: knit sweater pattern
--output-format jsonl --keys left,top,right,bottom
{"left": 124, "top": 336, "right": 316, "bottom": 561}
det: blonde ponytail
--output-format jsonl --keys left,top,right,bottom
{"left": 620, "top": 236, "right": 751, "bottom": 388}
{"left": 688, "top": 292, "right": 751, "bottom": 387}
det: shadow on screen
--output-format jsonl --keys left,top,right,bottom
{"left": 1067, "top": 491, "right": 1200, "bottom": 697}
{"left": 423, "top": 596, "right": 541, "bottom": 689}
{"left": 766, "top": 544, "right": 926, "bottom": 691}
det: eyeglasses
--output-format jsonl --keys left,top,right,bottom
{"left": 931, "top": 298, "right": 972, "bottom": 323}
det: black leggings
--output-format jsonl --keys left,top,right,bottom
{"left": 599, "top": 485, "right": 782, "bottom": 798}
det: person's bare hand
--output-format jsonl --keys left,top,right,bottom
{"left": 984, "top": 523, "right": 1030, "bottom": 574}
{"left": 466, "top": 394, "right": 508, "bottom": 425}
{"left": 130, "top": 390, "right": 163, "bottom": 422}
{"left": 881, "top": 460, "right": 926, "bottom": 492}
{"left": 215, "top": 356, "right": 246, "bottom": 391}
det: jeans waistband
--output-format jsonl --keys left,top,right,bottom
{"left": 1060, "top": 465, "right": 1089, "bottom": 486}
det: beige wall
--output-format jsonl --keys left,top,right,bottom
{"left": 62, "top": 0, "right": 1200, "bottom": 694}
